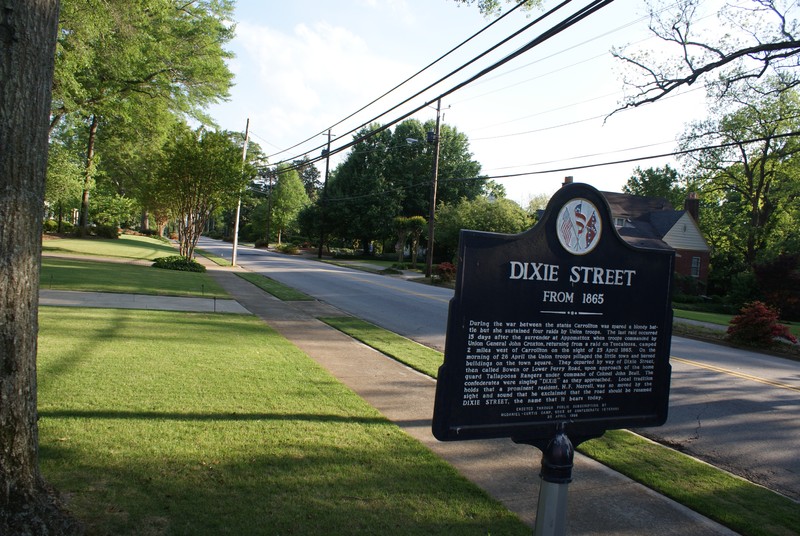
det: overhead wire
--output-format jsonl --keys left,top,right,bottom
{"left": 280, "top": 0, "right": 618, "bottom": 172}
{"left": 317, "top": 131, "right": 800, "bottom": 203}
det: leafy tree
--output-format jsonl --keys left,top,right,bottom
{"left": 526, "top": 192, "right": 550, "bottom": 224}
{"left": 679, "top": 84, "right": 800, "bottom": 268}
{"left": 385, "top": 119, "right": 485, "bottom": 219}
{"left": 622, "top": 165, "right": 687, "bottom": 208}
{"left": 325, "top": 125, "right": 400, "bottom": 254}
{"left": 271, "top": 163, "right": 309, "bottom": 245}
{"left": 292, "top": 156, "right": 323, "bottom": 201}
{"left": 53, "top": 0, "right": 235, "bottom": 233}
{"left": 436, "top": 196, "right": 531, "bottom": 261}
{"left": 451, "top": 0, "right": 541, "bottom": 16}
{"left": 0, "top": 1, "right": 82, "bottom": 532}
{"left": 615, "top": 0, "right": 800, "bottom": 111}
{"left": 156, "top": 125, "right": 251, "bottom": 258}
{"left": 45, "top": 139, "right": 84, "bottom": 231}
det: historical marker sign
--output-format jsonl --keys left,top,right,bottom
{"left": 432, "top": 183, "right": 675, "bottom": 443}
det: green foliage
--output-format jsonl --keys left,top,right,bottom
{"left": 623, "top": 165, "right": 687, "bottom": 208}
{"left": 271, "top": 163, "right": 309, "bottom": 245}
{"left": 93, "top": 224, "right": 120, "bottom": 239}
{"left": 435, "top": 196, "right": 531, "bottom": 260}
{"left": 727, "top": 301, "right": 798, "bottom": 346}
{"left": 152, "top": 255, "right": 206, "bottom": 273}
{"left": 277, "top": 243, "right": 299, "bottom": 255}
{"left": 156, "top": 125, "right": 249, "bottom": 258}
{"left": 681, "top": 84, "right": 800, "bottom": 269}
{"left": 324, "top": 124, "right": 400, "bottom": 251}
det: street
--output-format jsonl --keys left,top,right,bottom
{"left": 199, "top": 238, "right": 800, "bottom": 502}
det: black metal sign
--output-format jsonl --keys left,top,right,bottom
{"left": 432, "top": 183, "right": 674, "bottom": 443}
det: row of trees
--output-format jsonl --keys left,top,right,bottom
{"left": 225, "top": 119, "right": 534, "bottom": 264}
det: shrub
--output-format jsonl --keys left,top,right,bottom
{"left": 278, "top": 243, "right": 299, "bottom": 255}
{"left": 254, "top": 239, "right": 269, "bottom": 249}
{"left": 43, "top": 219, "right": 59, "bottom": 233}
{"left": 434, "top": 262, "right": 457, "bottom": 283}
{"left": 727, "top": 301, "right": 797, "bottom": 347}
{"left": 152, "top": 255, "right": 206, "bottom": 273}
{"left": 94, "top": 224, "right": 120, "bottom": 239}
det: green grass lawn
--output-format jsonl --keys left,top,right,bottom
{"left": 41, "top": 257, "right": 229, "bottom": 298}
{"left": 325, "top": 317, "right": 800, "bottom": 536}
{"left": 37, "top": 307, "right": 529, "bottom": 535}
{"left": 42, "top": 234, "right": 178, "bottom": 260}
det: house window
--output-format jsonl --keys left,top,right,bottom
{"left": 614, "top": 217, "right": 625, "bottom": 228}
{"left": 691, "top": 256, "right": 701, "bottom": 277}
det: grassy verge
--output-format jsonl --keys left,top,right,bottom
{"left": 195, "top": 247, "right": 232, "bottom": 266}
{"left": 42, "top": 234, "right": 177, "bottom": 260}
{"left": 321, "top": 317, "right": 442, "bottom": 377}
{"left": 323, "top": 317, "right": 799, "bottom": 536}
{"left": 41, "top": 257, "right": 229, "bottom": 298}
{"left": 236, "top": 272, "right": 313, "bottom": 301}
{"left": 37, "top": 307, "right": 527, "bottom": 535}
{"left": 581, "top": 431, "right": 800, "bottom": 536}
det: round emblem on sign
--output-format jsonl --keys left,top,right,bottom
{"left": 556, "top": 198, "right": 602, "bottom": 255}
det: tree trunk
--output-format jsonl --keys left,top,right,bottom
{"left": 0, "top": 1, "right": 83, "bottom": 533}
{"left": 78, "top": 115, "right": 98, "bottom": 236}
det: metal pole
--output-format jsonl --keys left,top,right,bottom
{"left": 232, "top": 118, "right": 250, "bottom": 267}
{"left": 534, "top": 423, "right": 574, "bottom": 536}
{"left": 425, "top": 99, "right": 442, "bottom": 279}
{"left": 317, "top": 129, "right": 332, "bottom": 259}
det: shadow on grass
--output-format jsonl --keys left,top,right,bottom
{"left": 39, "top": 409, "right": 390, "bottom": 425}
{"left": 40, "top": 427, "right": 529, "bottom": 536}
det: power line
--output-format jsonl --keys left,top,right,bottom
{"left": 317, "top": 131, "right": 800, "bottom": 203}
{"left": 281, "top": 0, "right": 617, "bottom": 172}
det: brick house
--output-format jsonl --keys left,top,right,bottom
{"left": 600, "top": 190, "right": 710, "bottom": 290}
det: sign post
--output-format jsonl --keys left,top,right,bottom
{"left": 432, "top": 183, "right": 675, "bottom": 532}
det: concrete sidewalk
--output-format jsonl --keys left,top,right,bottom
{"left": 39, "top": 257, "right": 738, "bottom": 534}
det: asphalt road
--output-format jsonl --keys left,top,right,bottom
{"left": 200, "top": 239, "right": 800, "bottom": 502}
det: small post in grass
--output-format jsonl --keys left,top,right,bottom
{"left": 533, "top": 423, "right": 573, "bottom": 536}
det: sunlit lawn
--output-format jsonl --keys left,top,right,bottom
{"left": 37, "top": 308, "right": 529, "bottom": 535}
{"left": 42, "top": 234, "right": 178, "bottom": 260}
{"left": 41, "top": 257, "right": 229, "bottom": 298}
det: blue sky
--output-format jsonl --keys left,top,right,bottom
{"left": 207, "top": 0, "right": 712, "bottom": 204}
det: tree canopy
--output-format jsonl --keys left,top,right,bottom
{"left": 156, "top": 125, "right": 252, "bottom": 258}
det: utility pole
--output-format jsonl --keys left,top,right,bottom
{"left": 232, "top": 118, "right": 249, "bottom": 267}
{"left": 317, "top": 129, "right": 332, "bottom": 259}
{"left": 425, "top": 99, "right": 442, "bottom": 279}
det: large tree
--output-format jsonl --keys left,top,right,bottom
{"left": 386, "top": 119, "right": 485, "bottom": 218}
{"left": 52, "top": 0, "right": 235, "bottom": 233}
{"left": 0, "top": 1, "right": 82, "bottom": 532}
{"left": 271, "top": 164, "right": 309, "bottom": 245}
{"left": 157, "top": 126, "right": 252, "bottom": 259}
{"left": 615, "top": 0, "right": 800, "bottom": 111}
{"left": 324, "top": 125, "right": 401, "bottom": 253}
{"left": 679, "top": 83, "right": 800, "bottom": 268}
